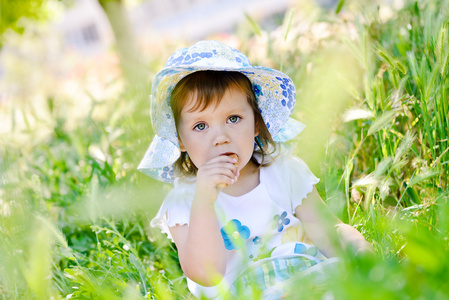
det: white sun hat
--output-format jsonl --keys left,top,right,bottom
{"left": 138, "top": 40, "right": 305, "bottom": 182}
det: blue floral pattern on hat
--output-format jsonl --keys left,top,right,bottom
{"left": 138, "top": 40, "right": 305, "bottom": 182}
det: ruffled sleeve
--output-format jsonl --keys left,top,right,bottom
{"left": 150, "top": 178, "right": 196, "bottom": 241}
{"left": 262, "top": 154, "right": 320, "bottom": 215}
{"left": 287, "top": 156, "right": 320, "bottom": 209}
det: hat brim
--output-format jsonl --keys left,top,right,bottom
{"left": 273, "top": 118, "right": 306, "bottom": 143}
{"left": 137, "top": 135, "right": 179, "bottom": 183}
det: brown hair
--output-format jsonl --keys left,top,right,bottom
{"left": 170, "top": 70, "right": 276, "bottom": 176}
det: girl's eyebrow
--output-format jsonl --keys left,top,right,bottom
{"left": 221, "top": 106, "right": 249, "bottom": 116}
{"left": 181, "top": 102, "right": 249, "bottom": 121}
{"left": 180, "top": 111, "right": 207, "bottom": 125}
{"left": 182, "top": 109, "right": 208, "bottom": 117}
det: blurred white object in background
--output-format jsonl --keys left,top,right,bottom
{"left": 57, "top": 0, "right": 292, "bottom": 56}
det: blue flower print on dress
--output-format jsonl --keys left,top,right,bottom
{"left": 273, "top": 211, "right": 290, "bottom": 232}
{"left": 294, "top": 243, "right": 318, "bottom": 256}
{"left": 221, "top": 219, "right": 251, "bottom": 250}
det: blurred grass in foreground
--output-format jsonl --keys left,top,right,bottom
{"left": 1, "top": 0, "right": 448, "bottom": 299}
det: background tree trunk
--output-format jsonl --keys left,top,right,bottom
{"left": 98, "top": 0, "right": 147, "bottom": 85}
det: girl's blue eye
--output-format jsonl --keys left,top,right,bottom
{"left": 229, "top": 116, "right": 240, "bottom": 123}
{"left": 194, "top": 123, "right": 207, "bottom": 131}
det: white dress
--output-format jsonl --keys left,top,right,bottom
{"left": 151, "top": 155, "right": 330, "bottom": 299}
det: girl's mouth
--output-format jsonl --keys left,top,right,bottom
{"left": 220, "top": 152, "right": 236, "bottom": 157}
{"left": 221, "top": 153, "right": 239, "bottom": 167}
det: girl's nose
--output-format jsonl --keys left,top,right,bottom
{"left": 213, "top": 127, "right": 231, "bottom": 146}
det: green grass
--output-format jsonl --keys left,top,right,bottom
{"left": 0, "top": 0, "right": 448, "bottom": 299}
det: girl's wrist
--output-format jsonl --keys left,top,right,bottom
{"left": 194, "top": 179, "right": 221, "bottom": 205}
{"left": 193, "top": 188, "right": 218, "bottom": 206}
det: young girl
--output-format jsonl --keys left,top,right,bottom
{"left": 138, "top": 40, "right": 372, "bottom": 299}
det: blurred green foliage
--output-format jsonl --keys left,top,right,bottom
{"left": 0, "top": 0, "right": 448, "bottom": 299}
{"left": 0, "top": 0, "right": 59, "bottom": 37}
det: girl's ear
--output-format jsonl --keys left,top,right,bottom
{"left": 177, "top": 130, "right": 186, "bottom": 151}
{"left": 179, "top": 138, "right": 186, "bottom": 152}
{"left": 254, "top": 120, "right": 260, "bottom": 137}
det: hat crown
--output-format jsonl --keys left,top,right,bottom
{"left": 165, "top": 40, "right": 251, "bottom": 69}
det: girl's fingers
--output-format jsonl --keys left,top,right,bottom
{"left": 201, "top": 163, "right": 238, "bottom": 174}
{"left": 203, "top": 168, "right": 238, "bottom": 182}
{"left": 198, "top": 166, "right": 238, "bottom": 181}
{"left": 200, "top": 160, "right": 238, "bottom": 175}
{"left": 195, "top": 155, "right": 240, "bottom": 190}
{"left": 207, "top": 155, "right": 238, "bottom": 165}
{"left": 214, "top": 174, "right": 237, "bottom": 189}
{"left": 215, "top": 174, "right": 236, "bottom": 185}
{"left": 197, "top": 166, "right": 238, "bottom": 190}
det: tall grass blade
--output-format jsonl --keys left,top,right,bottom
{"left": 407, "top": 52, "right": 422, "bottom": 91}
{"left": 408, "top": 169, "right": 440, "bottom": 187}
{"left": 343, "top": 108, "right": 374, "bottom": 122}
{"left": 437, "top": 22, "right": 449, "bottom": 76}
{"left": 375, "top": 157, "right": 393, "bottom": 178}
{"left": 352, "top": 173, "right": 376, "bottom": 187}
{"left": 436, "top": 22, "right": 449, "bottom": 63}
{"left": 441, "top": 48, "right": 449, "bottom": 76}
{"left": 425, "top": 64, "right": 440, "bottom": 102}
{"left": 22, "top": 219, "right": 54, "bottom": 300}
{"left": 394, "top": 131, "right": 416, "bottom": 163}
{"left": 335, "top": 0, "right": 346, "bottom": 14}
{"left": 392, "top": 158, "right": 408, "bottom": 171}
{"left": 367, "top": 110, "right": 397, "bottom": 136}
{"left": 403, "top": 182, "right": 420, "bottom": 204}
{"left": 343, "top": 37, "right": 364, "bottom": 68}
{"left": 344, "top": 157, "right": 353, "bottom": 222}
{"left": 283, "top": 8, "right": 295, "bottom": 42}
{"left": 35, "top": 214, "right": 69, "bottom": 248}
{"left": 377, "top": 45, "right": 407, "bottom": 74}
{"left": 431, "top": 146, "right": 449, "bottom": 168}
{"left": 244, "top": 13, "right": 262, "bottom": 37}
{"left": 397, "top": 75, "right": 409, "bottom": 94}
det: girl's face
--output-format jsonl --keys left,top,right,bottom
{"left": 177, "top": 87, "right": 259, "bottom": 173}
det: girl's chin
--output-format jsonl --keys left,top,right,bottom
{"left": 239, "top": 157, "right": 258, "bottom": 173}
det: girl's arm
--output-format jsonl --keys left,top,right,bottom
{"left": 169, "top": 155, "right": 238, "bottom": 287}
{"left": 169, "top": 200, "right": 226, "bottom": 286}
{"left": 295, "top": 187, "right": 373, "bottom": 257}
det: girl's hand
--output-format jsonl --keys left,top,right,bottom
{"left": 194, "top": 155, "right": 239, "bottom": 203}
